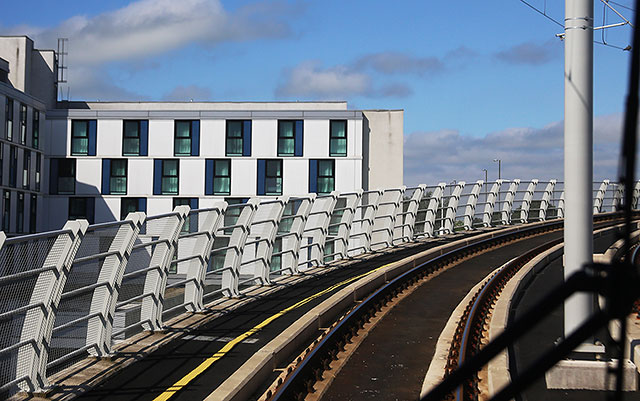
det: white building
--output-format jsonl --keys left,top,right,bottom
{"left": 0, "top": 36, "right": 404, "bottom": 233}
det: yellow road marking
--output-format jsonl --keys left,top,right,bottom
{"left": 154, "top": 263, "right": 390, "bottom": 401}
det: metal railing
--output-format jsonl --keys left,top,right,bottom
{"left": 0, "top": 178, "right": 636, "bottom": 396}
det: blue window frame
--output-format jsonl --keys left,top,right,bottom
{"left": 257, "top": 159, "right": 282, "bottom": 196}
{"left": 71, "top": 120, "right": 97, "bottom": 156}
{"left": 174, "top": 120, "right": 200, "bottom": 156}
{"left": 329, "top": 120, "right": 347, "bottom": 157}
{"left": 153, "top": 159, "right": 179, "bottom": 195}
{"left": 205, "top": 159, "right": 231, "bottom": 195}
{"left": 309, "top": 159, "right": 335, "bottom": 194}
{"left": 102, "top": 159, "right": 127, "bottom": 195}
{"left": 123, "top": 120, "right": 148, "bottom": 156}
{"left": 49, "top": 158, "right": 76, "bottom": 195}
{"left": 277, "top": 120, "right": 303, "bottom": 157}
{"left": 226, "top": 120, "right": 251, "bottom": 156}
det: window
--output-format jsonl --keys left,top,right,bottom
{"left": 9, "top": 146, "right": 16, "bottom": 188}
{"left": 309, "top": 159, "right": 335, "bottom": 194}
{"left": 278, "top": 120, "right": 303, "bottom": 157}
{"left": 5, "top": 98, "right": 13, "bottom": 141}
{"left": 71, "top": 120, "right": 97, "bottom": 156}
{"left": 153, "top": 159, "right": 179, "bottom": 195}
{"left": 22, "top": 150, "right": 30, "bottom": 189}
{"left": 205, "top": 159, "right": 231, "bottom": 195}
{"left": 0, "top": 143, "right": 3, "bottom": 185}
{"left": 16, "top": 192, "right": 23, "bottom": 233}
{"left": 2, "top": 190, "right": 9, "bottom": 232}
{"left": 257, "top": 159, "right": 282, "bottom": 196}
{"left": 50, "top": 158, "right": 75, "bottom": 195}
{"left": 329, "top": 120, "right": 347, "bottom": 156}
{"left": 226, "top": 120, "right": 251, "bottom": 156}
{"left": 174, "top": 120, "right": 200, "bottom": 156}
{"left": 35, "top": 154, "right": 41, "bottom": 192}
{"left": 102, "top": 159, "right": 127, "bottom": 195}
{"left": 122, "top": 120, "right": 148, "bottom": 156}
{"left": 32, "top": 110, "right": 39, "bottom": 149}
{"left": 19, "top": 104, "right": 26, "bottom": 145}
{"left": 29, "top": 194, "right": 36, "bottom": 233}
{"left": 120, "top": 198, "right": 147, "bottom": 221}
{"left": 69, "top": 197, "right": 95, "bottom": 224}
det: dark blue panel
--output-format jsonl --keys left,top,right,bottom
{"left": 140, "top": 120, "right": 148, "bottom": 156}
{"left": 205, "top": 159, "right": 214, "bottom": 195}
{"left": 153, "top": 159, "right": 162, "bottom": 195}
{"left": 191, "top": 120, "right": 200, "bottom": 156}
{"left": 86, "top": 197, "right": 95, "bottom": 224}
{"left": 190, "top": 198, "right": 199, "bottom": 210}
{"left": 138, "top": 198, "right": 147, "bottom": 213}
{"left": 257, "top": 159, "right": 265, "bottom": 195}
{"left": 88, "top": 120, "right": 97, "bottom": 156}
{"left": 242, "top": 120, "right": 252, "bottom": 156}
{"left": 309, "top": 159, "right": 318, "bottom": 193}
{"left": 49, "top": 159, "right": 59, "bottom": 194}
{"left": 101, "top": 159, "right": 111, "bottom": 194}
{"left": 295, "top": 120, "right": 304, "bottom": 156}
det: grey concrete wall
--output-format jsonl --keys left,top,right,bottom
{"left": 30, "top": 50, "right": 57, "bottom": 109}
{"left": 362, "top": 110, "right": 404, "bottom": 190}
{"left": 0, "top": 36, "right": 31, "bottom": 92}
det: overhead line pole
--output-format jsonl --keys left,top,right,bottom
{"left": 563, "top": 0, "right": 594, "bottom": 341}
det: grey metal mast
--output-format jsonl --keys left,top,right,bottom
{"left": 563, "top": 0, "right": 594, "bottom": 340}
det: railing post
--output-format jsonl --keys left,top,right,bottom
{"left": 180, "top": 203, "right": 226, "bottom": 312}
{"left": 501, "top": 179, "right": 520, "bottom": 225}
{"left": 278, "top": 195, "right": 315, "bottom": 275}
{"left": 538, "top": 180, "right": 556, "bottom": 221}
{"left": 85, "top": 213, "right": 145, "bottom": 357}
{"left": 558, "top": 191, "right": 566, "bottom": 218}
{"left": 633, "top": 180, "right": 640, "bottom": 209}
{"left": 593, "top": 180, "right": 609, "bottom": 213}
{"left": 443, "top": 182, "right": 464, "bottom": 234}
{"left": 424, "top": 183, "right": 446, "bottom": 236}
{"left": 396, "top": 184, "right": 425, "bottom": 242}
{"left": 300, "top": 192, "right": 338, "bottom": 268}
{"left": 348, "top": 190, "right": 382, "bottom": 255}
{"left": 219, "top": 199, "right": 259, "bottom": 298}
{"left": 520, "top": 179, "right": 538, "bottom": 223}
{"left": 246, "top": 198, "right": 288, "bottom": 285}
{"left": 8, "top": 221, "right": 87, "bottom": 393}
{"left": 482, "top": 180, "right": 502, "bottom": 227}
{"left": 327, "top": 191, "right": 361, "bottom": 262}
{"left": 371, "top": 187, "right": 405, "bottom": 250}
{"left": 140, "top": 206, "right": 189, "bottom": 331}
{"left": 462, "top": 181, "right": 482, "bottom": 230}
{"left": 612, "top": 182, "right": 624, "bottom": 212}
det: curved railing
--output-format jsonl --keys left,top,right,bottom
{"left": 0, "top": 178, "right": 637, "bottom": 396}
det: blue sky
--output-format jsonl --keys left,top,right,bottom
{"left": 0, "top": 0, "right": 636, "bottom": 184}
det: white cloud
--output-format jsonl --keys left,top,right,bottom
{"left": 276, "top": 61, "right": 372, "bottom": 99}
{"left": 25, "top": 0, "right": 294, "bottom": 66}
{"left": 403, "top": 113, "right": 634, "bottom": 186}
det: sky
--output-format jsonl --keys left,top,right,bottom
{"left": 0, "top": 0, "right": 636, "bottom": 186}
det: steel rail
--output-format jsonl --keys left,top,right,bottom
{"left": 267, "top": 213, "right": 626, "bottom": 401}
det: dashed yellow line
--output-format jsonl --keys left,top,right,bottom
{"left": 153, "top": 263, "right": 390, "bottom": 401}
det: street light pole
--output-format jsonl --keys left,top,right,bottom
{"left": 482, "top": 168, "right": 488, "bottom": 203}
{"left": 493, "top": 159, "right": 501, "bottom": 180}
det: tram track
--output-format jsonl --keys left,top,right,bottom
{"left": 265, "top": 213, "right": 630, "bottom": 401}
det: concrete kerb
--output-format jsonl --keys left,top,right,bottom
{"left": 208, "top": 223, "right": 555, "bottom": 401}
{"left": 420, "top": 262, "right": 502, "bottom": 398}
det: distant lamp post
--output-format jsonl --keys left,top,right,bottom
{"left": 493, "top": 159, "right": 501, "bottom": 180}
{"left": 482, "top": 168, "right": 488, "bottom": 203}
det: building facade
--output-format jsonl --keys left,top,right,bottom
{"left": 0, "top": 36, "right": 404, "bottom": 234}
